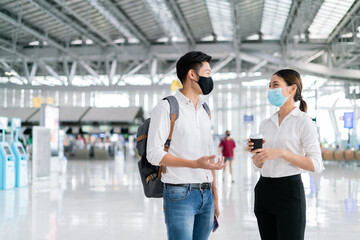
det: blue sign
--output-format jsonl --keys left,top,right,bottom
{"left": 244, "top": 115, "right": 254, "bottom": 123}
{"left": 344, "top": 112, "right": 354, "bottom": 129}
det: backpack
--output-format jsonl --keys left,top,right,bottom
{"left": 136, "top": 95, "right": 211, "bottom": 198}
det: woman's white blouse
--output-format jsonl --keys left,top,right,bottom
{"left": 254, "top": 107, "right": 325, "bottom": 177}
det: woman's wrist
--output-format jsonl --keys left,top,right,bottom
{"left": 280, "top": 149, "right": 286, "bottom": 159}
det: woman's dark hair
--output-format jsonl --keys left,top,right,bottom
{"left": 176, "top": 51, "right": 212, "bottom": 84}
{"left": 273, "top": 69, "right": 307, "bottom": 112}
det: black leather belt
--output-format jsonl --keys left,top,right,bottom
{"left": 165, "top": 183, "right": 212, "bottom": 190}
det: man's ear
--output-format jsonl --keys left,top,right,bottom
{"left": 188, "top": 69, "right": 197, "bottom": 81}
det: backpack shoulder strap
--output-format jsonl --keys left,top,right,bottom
{"left": 162, "top": 96, "right": 179, "bottom": 152}
{"left": 202, "top": 102, "right": 211, "bottom": 119}
{"left": 158, "top": 96, "right": 179, "bottom": 177}
{"left": 163, "top": 96, "right": 179, "bottom": 121}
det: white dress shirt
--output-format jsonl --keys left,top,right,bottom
{"left": 147, "top": 90, "right": 214, "bottom": 184}
{"left": 254, "top": 107, "right": 324, "bottom": 177}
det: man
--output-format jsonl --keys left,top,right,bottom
{"left": 147, "top": 51, "right": 225, "bottom": 240}
{"left": 218, "top": 130, "right": 236, "bottom": 183}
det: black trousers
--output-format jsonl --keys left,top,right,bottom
{"left": 254, "top": 174, "right": 306, "bottom": 240}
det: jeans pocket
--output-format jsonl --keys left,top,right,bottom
{"left": 165, "top": 187, "right": 190, "bottom": 201}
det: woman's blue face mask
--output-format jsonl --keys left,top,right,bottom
{"left": 267, "top": 87, "right": 288, "bottom": 107}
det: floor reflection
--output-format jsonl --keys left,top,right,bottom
{"left": 0, "top": 150, "right": 359, "bottom": 239}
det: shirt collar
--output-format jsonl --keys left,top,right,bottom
{"left": 270, "top": 107, "right": 300, "bottom": 126}
{"left": 290, "top": 107, "right": 301, "bottom": 117}
{"left": 175, "top": 90, "right": 204, "bottom": 105}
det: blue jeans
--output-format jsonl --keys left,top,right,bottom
{"left": 163, "top": 184, "right": 214, "bottom": 240}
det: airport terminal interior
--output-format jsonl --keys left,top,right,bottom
{"left": 0, "top": 0, "right": 360, "bottom": 239}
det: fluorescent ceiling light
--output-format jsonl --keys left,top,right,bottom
{"left": 29, "top": 41, "right": 40, "bottom": 46}
{"left": 71, "top": 39, "right": 82, "bottom": 45}
{"left": 308, "top": 0, "right": 356, "bottom": 39}
{"left": 113, "top": 38, "right": 125, "bottom": 44}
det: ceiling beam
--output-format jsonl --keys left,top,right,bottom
{"left": 0, "top": 10, "right": 67, "bottom": 53}
{"left": 243, "top": 50, "right": 360, "bottom": 80}
{"left": 281, "top": 0, "right": 302, "bottom": 44}
{"left": 150, "top": 58, "right": 158, "bottom": 83}
{"left": 231, "top": 0, "right": 242, "bottom": 79}
{"left": 23, "top": 59, "right": 30, "bottom": 82}
{"left": 340, "top": 55, "right": 360, "bottom": 68}
{"left": 52, "top": 0, "right": 127, "bottom": 53}
{"left": 211, "top": 55, "right": 235, "bottom": 73}
{"left": 0, "top": 75, "right": 272, "bottom": 92}
{"left": 29, "top": 62, "right": 37, "bottom": 84}
{"left": 0, "top": 60, "right": 25, "bottom": 83}
{"left": 248, "top": 60, "right": 268, "bottom": 73}
{"left": 29, "top": 0, "right": 106, "bottom": 47}
{"left": 0, "top": 42, "right": 328, "bottom": 63}
{"left": 69, "top": 61, "right": 77, "bottom": 85}
{"left": 156, "top": 61, "right": 177, "bottom": 85}
{"left": 78, "top": 60, "right": 102, "bottom": 84}
{"left": 109, "top": 59, "right": 117, "bottom": 85}
{"left": 38, "top": 60, "right": 65, "bottom": 84}
{"left": 0, "top": 10, "right": 109, "bottom": 83}
{"left": 125, "top": 59, "right": 150, "bottom": 77}
{"left": 328, "top": 0, "right": 360, "bottom": 43}
{"left": 88, "top": 0, "right": 150, "bottom": 47}
{"left": 303, "top": 50, "right": 325, "bottom": 63}
{"left": 165, "top": 0, "right": 196, "bottom": 47}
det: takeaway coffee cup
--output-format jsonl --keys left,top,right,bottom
{"left": 249, "top": 133, "right": 263, "bottom": 151}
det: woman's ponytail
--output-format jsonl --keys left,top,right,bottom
{"left": 299, "top": 96, "right": 307, "bottom": 112}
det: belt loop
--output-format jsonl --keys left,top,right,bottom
{"left": 189, "top": 184, "right": 192, "bottom": 191}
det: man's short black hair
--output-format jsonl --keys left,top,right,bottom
{"left": 176, "top": 51, "right": 212, "bottom": 84}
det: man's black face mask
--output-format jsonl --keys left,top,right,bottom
{"left": 196, "top": 73, "right": 213, "bottom": 95}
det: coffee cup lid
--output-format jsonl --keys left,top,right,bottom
{"left": 250, "top": 133, "right": 263, "bottom": 139}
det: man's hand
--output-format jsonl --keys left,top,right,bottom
{"left": 195, "top": 155, "right": 226, "bottom": 170}
{"left": 213, "top": 194, "right": 220, "bottom": 218}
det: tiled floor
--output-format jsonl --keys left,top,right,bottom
{"left": 0, "top": 150, "right": 360, "bottom": 240}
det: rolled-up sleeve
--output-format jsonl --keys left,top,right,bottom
{"left": 146, "top": 101, "right": 170, "bottom": 166}
{"left": 300, "top": 116, "right": 325, "bottom": 173}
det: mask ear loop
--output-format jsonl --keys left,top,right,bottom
{"left": 194, "top": 71, "right": 200, "bottom": 82}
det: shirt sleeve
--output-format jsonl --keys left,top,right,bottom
{"left": 299, "top": 115, "right": 325, "bottom": 173}
{"left": 209, "top": 134, "right": 215, "bottom": 156}
{"left": 146, "top": 101, "right": 170, "bottom": 166}
{"left": 218, "top": 140, "right": 223, "bottom": 148}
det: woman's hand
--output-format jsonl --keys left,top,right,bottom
{"left": 246, "top": 139, "right": 266, "bottom": 152}
{"left": 251, "top": 148, "right": 283, "bottom": 166}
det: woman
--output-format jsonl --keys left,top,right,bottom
{"left": 247, "top": 69, "right": 324, "bottom": 240}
